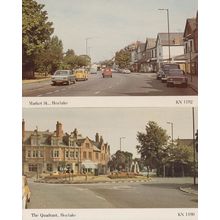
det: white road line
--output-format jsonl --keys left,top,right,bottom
{"left": 95, "top": 195, "right": 106, "bottom": 201}
{"left": 94, "top": 91, "right": 100, "bottom": 94}
{"left": 61, "top": 88, "right": 66, "bottom": 91}
{"left": 53, "top": 90, "right": 60, "bottom": 93}
{"left": 37, "top": 94, "right": 42, "bottom": 97}
{"left": 108, "top": 86, "right": 112, "bottom": 89}
{"left": 45, "top": 92, "right": 53, "bottom": 95}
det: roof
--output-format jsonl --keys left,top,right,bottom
{"left": 145, "top": 38, "right": 157, "bottom": 50}
{"left": 184, "top": 18, "right": 197, "bottom": 38}
{"left": 157, "top": 33, "right": 184, "bottom": 46}
{"left": 137, "top": 43, "right": 145, "bottom": 52}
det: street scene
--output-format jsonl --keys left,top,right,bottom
{"left": 22, "top": 107, "right": 198, "bottom": 209}
{"left": 22, "top": 0, "right": 198, "bottom": 96}
{"left": 23, "top": 72, "right": 197, "bottom": 97}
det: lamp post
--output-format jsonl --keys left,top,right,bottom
{"left": 85, "top": 37, "right": 93, "bottom": 56}
{"left": 158, "top": 8, "right": 171, "bottom": 63}
{"left": 119, "top": 137, "right": 126, "bottom": 151}
{"left": 192, "top": 107, "right": 196, "bottom": 185}
{"left": 167, "top": 121, "right": 174, "bottom": 177}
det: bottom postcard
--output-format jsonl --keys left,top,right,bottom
{"left": 22, "top": 107, "right": 198, "bottom": 219}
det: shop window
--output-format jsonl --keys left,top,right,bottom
{"left": 28, "top": 164, "right": 37, "bottom": 172}
{"left": 47, "top": 163, "right": 53, "bottom": 172}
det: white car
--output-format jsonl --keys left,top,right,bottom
{"left": 51, "top": 70, "right": 76, "bottom": 85}
{"left": 122, "top": 69, "right": 131, "bottom": 74}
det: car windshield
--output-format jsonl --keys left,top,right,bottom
{"left": 75, "top": 70, "right": 84, "bottom": 73}
{"left": 168, "top": 70, "right": 184, "bottom": 75}
{"left": 54, "top": 70, "right": 69, "bottom": 76}
{"left": 163, "top": 65, "right": 179, "bottom": 70}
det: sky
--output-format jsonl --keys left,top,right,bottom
{"left": 36, "top": 0, "right": 198, "bottom": 62}
{"left": 23, "top": 107, "right": 198, "bottom": 157}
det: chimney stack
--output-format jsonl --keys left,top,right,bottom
{"left": 56, "top": 121, "right": 63, "bottom": 137}
{"left": 95, "top": 133, "right": 99, "bottom": 143}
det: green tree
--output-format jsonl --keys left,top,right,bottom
{"left": 62, "top": 49, "right": 78, "bottom": 70}
{"left": 136, "top": 121, "right": 169, "bottom": 176}
{"left": 115, "top": 50, "right": 131, "bottom": 68}
{"left": 35, "top": 36, "right": 63, "bottom": 74}
{"left": 108, "top": 150, "right": 133, "bottom": 172}
{"left": 22, "top": 0, "right": 54, "bottom": 78}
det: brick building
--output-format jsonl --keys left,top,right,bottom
{"left": 22, "top": 120, "right": 110, "bottom": 176}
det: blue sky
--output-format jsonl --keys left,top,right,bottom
{"left": 37, "top": 0, "right": 197, "bottom": 62}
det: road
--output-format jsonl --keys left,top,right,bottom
{"left": 22, "top": 72, "right": 197, "bottom": 97}
{"left": 27, "top": 178, "right": 197, "bottom": 209}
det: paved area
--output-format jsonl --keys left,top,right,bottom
{"left": 22, "top": 72, "right": 197, "bottom": 96}
{"left": 27, "top": 177, "right": 198, "bottom": 209}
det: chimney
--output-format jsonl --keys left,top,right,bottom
{"left": 95, "top": 133, "right": 99, "bottom": 143}
{"left": 73, "top": 128, "right": 78, "bottom": 139}
{"left": 56, "top": 121, "right": 63, "bottom": 137}
{"left": 22, "top": 119, "right": 25, "bottom": 142}
{"left": 100, "top": 136, "right": 103, "bottom": 144}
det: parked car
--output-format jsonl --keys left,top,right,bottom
{"left": 166, "top": 69, "right": 188, "bottom": 87}
{"left": 122, "top": 69, "right": 131, "bottom": 74}
{"left": 161, "top": 63, "right": 180, "bottom": 82}
{"left": 74, "top": 69, "right": 88, "bottom": 81}
{"left": 22, "top": 176, "right": 31, "bottom": 209}
{"left": 51, "top": 70, "right": 76, "bottom": 85}
{"left": 156, "top": 69, "right": 164, "bottom": 79}
{"left": 102, "top": 68, "right": 112, "bottom": 78}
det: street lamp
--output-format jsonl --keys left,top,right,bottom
{"left": 167, "top": 121, "right": 174, "bottom": 177}
{"left": 85, "top": 37, "right": 93, "bottom": 56}
{"left": 119, "top": 137, "right": 126, "bottom": 151}
{"left": 158, "top": 8, "right": 171, "bottom": 63}
{"left": 167, "top": 121, "right": 174, "bottom": 144}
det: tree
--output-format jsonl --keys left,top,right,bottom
{"left": 22, "top": 0, "right": 54, "bottom": 78}
{"left": 108, "top": 150, "right": 133, "bottom": 172}
{"left": 136, "top": 121, "right": 169, "bottom": 176}
{"left": 35, "top": 36, "right": 63, "bottom": 74}
{"left": 115, "top": 50, "right": 131, "bottom": 68}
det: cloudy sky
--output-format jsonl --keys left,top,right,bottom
{"left": 36, "top": 0, "right": 197, "bottom": 62}
{"left": 23, "top": 107, "right": 198, "bottom": 157}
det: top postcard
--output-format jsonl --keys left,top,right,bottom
{"left": 22, "top": 0, "right": 198, "bottom": 97}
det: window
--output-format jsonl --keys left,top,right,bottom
{"left": 27, "top": 151, "right": 31, "bottom": 158}
{"left": 28, "top": 164, "right": 37, "bottom": 172}
{"left": 47, "top": 163, "right": 53, "bottom": 172}
{"left": 40, "top": 151, "right": 44, "bottom": 158}
{"left": 86, "top": 143, "right": 90, "bottom": 148}
{"left": 52, "top": 150, "right": 59, "bottom": 158}
{"left": 96, "top": 152, "right": 99, "bottom": 160}
{"left": 83, "top": 151, "right": 87, "bottom": 159}
{"left": 89, "top": 152, "right": 92, "bottom": 160}
{"left": 75, "top": 152, "right": 78, "bottom": 158}
{"left": 36, "top": 150, "right": 39, "bottom": 158}
{"left": 66, "top": 151, "right": 69, "bottom": 158}
{"left": 33, "top": 150, "right": 36, "bottom": 157}
{"left": 70, "top": 151, "right": 74, "bottom": 158}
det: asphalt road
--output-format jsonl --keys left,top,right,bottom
{"left": 22, "top": 72, "right": 197, "bottom": 97}
{"left": 27, "top": 178, "right": 198, "bottom": 209}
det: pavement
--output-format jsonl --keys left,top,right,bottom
{"left": 186, "top": 74, "right": 198, "bottom": 92}
{"left": 179, "top": 185, "right": 198, "bottom": 195}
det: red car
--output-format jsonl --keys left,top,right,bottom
{"left": 102, "top": 68, "right": 112, "bottom": 78}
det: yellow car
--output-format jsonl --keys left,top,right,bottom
{"left": 22, "top": 176, "right": 31, "bottom": 209}
{"left": 74, "top": 69, "right": 88, "bottom": 81}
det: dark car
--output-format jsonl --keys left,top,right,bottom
{"left": 161, "top": 63, "right": 180, "bottom": 82}
{"left": 166, "top": 69, "right": 188, "bottom": 87}
{"left": 102, "top": 68, "right": 112, "bottom": 78}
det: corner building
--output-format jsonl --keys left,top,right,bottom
{"left": 22, "top": 120, "right": 110, "bottom": 175}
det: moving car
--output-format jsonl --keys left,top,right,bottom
{"left": 74, "top": 69, "right": 88, "bottom": 81}
{"left": 51, "top": 70, "right": 76, "bottom": 85}
{"left": 166, "top": 69, "right": 188, "bottom": 87}
{"left": 22, "top": 176, "right": 31, "bottom": 209}
{"left": 90, "top": 68, "right": 97, "bottom": 74}
{"left": 102, "top": 68, "right": 112, "bottom": 78}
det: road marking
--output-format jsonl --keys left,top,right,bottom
{"left": 53, "top": 90, "right": 60, "bottom": 93}
{"left": 37, "top": 94, "right": 42, "bottom": 97}
{"left": 94, "top": 91, "right": 100, "bottom": 94}
{"left": 108, "top": 86, "right": 112, "bottom": 89}
{"left": 95, "top": 195, "right": 106, "bottom": 201}
{"left": 61, "top": 88, "right": 66, "bottom": 91}
{"left": 45, "top": 91, "right": 53, "bottom": 95}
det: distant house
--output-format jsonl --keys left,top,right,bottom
{"left": 144, "top": 38, "right": 157, "bottom": 72}
{"left": 130, "top": 41, "right": 142, "bottom": 72}
{"left": 156, "top": 33, "right": 184, "bottom": 70}
{"left": 22, "top": 120, "right": 110, "bottom": 176}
